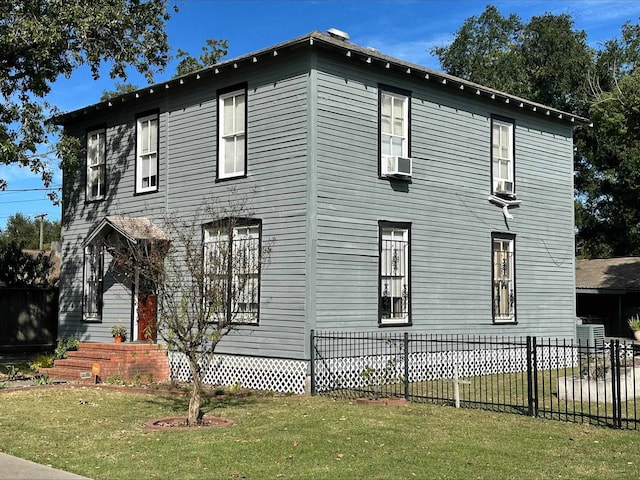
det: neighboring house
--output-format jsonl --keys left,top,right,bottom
{"left": 576, "top": 257, "right": 640, "bottom": 338}
{"left": 55, "top": 30, "right": 587, "bottom": 392}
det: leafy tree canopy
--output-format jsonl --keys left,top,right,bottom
{"left": 100, "top": 82, "right": 140, "bottom": 102}
{"left": 0, "top": 240, "right": 56, "bottom": 287}
{"left": 432, "top": 5, "right": 593, "bottom": 113}
{"left": 174, "top": 38, "right": 228, "bottom": 77}
{"left": 0, "top": 213, "right": 60, "bottom": 250}
{"left": 0, "top": 0, "right": 174, "bottom": 197}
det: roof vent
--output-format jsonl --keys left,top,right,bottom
{"left": 327, "top": 28, "right": 350, "bottom": 41}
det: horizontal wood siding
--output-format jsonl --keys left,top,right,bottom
{"left": 60, "top": 54, "right": 311, "bottom": 358}
{"left": 313, "top": 51, "right": 576, "bottom": 339}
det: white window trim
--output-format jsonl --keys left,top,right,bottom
{"left": 379, "top": 223, "right": 410, "bottom": 326}
{"left": 218, "top": 89, "right": 246, "bottom": 179}
{"left": 380, "top": 90, "right": 409, "bottom": 176}
{"left": 136, "top": 113, "right": 159, "bottom": 193}
{"left": 492, "top": 118, "right": 515, "bottom": 196}
{"left": 86, "top": 128, "right": 106, "bottom": 201}
{"left": 492, "top": 235, "right": 516, "bottom": 323}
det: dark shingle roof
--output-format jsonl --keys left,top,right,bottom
{"left": 576, "top": 257, "right": 640, "bottom": 292}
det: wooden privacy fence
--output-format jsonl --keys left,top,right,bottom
{"left": 0, "top": 288, "right": 58, "bottom": 351}
{"left": 311, "top": 330, "right": 640, "bottom": 430}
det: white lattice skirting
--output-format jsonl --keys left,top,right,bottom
{"left": 169, "top": 352, "right": 308, "bottom": 394}
{"left": 313, "top": 345, "right": 579, "bottom": 392}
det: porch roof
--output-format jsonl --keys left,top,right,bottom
{"left": 83, "top": 216, "right": 171, "bottom": 247}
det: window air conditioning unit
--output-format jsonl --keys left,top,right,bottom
{"left": 495, "top": 179, "right": 514, "bottom": 194}
{"left": 384, "top": 156, "right": 412, "bottom": 178}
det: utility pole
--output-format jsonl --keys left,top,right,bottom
{"left": 35, "top": 213, "right": 47, "bottom": 251}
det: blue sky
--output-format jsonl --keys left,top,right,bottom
{"left": 1, "top": 0, "right": 639, "bottom": 230}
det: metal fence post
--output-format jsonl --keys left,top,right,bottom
{"left": 526, "top": 336, "right": 538, "bottom": 417}
{"left": 403, "top": 332, "right": 409, "bottom": 400}
{"left": 310, "top": 329, "right": 316, "bottom": 396}
{"left": 611, "top": 340, "right": 622, "bottom": 428}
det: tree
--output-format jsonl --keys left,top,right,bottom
{"left": 575, "top": 70, "right": 640, "bottom": 257}
{"left": 0, "top": 213, "right": 60, "bottom": 250}
{"left": 0, "top": 0, "right": 174, "bottom": 198}
{"left": 572, "top": 20, "right": 640, "bottom": 258}
{"left": 432, "top": 6, "right": 526, "bottom": 96}
{"left": 175, "top": 38, "right": 228, "bottom": 77}
{"left": 432, "top": 6, "right": 593, "bottom": 112}
{"left": 100, "top": 82, "right": 139, "bottom": 101}
{"left": 0, "top": 240, "right": 56, "bottom": 287}
{"left": 106, "top": 195, "right": 271, "bottom": 426}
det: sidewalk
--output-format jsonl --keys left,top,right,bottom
{"left": 0, "top": 452, "right": 90, "bottom": 479}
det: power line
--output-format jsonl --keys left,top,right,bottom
{"left": 0, "top": 187, "right": 61, "bottom": 193}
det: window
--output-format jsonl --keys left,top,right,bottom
{"left": 136, "top": 113, "right": 158, "bottom": 193}
{"left": 83, "top": 244, "right": 104, "bottom": 322}
{"left": 86, "top": 128, "right": 106, "bottom": 201}
{"left": 218, "top": 87, "right": 247, "bottom": 179}
{"left": 492, "top": 234, "right": 516, "bottom": 323}
{"left": 203, "top": 219, "right": 261, "bottom": 324}
{"left": 379, "top": 222, "right": 411, "bottom": 325}
{"left": 379, "top": 87, "right": 410, "bottom": 176}
{"left": 491, "top": 117, "right": 515, "bottom": 196}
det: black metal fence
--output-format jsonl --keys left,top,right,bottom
{"left": 310, "top": 330, "right": 640, "bottom": 430}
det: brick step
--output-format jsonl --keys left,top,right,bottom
{"left": 66, "top": 350, "right": 116, "bottom": 362}
{"left": 54, "top": 357, "right": 104, "bottom": 369}
{"left": 38, "top": 342, "right": 169, "bottom": 384}
{"left": 40, "top": 366, "right": 96, "bottom": 383}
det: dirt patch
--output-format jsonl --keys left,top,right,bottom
{"left": 355, "top": 397, "right": 408, "bottom": 406}
{"left": 145, "top": 415, "right": 235, "bottom": 430}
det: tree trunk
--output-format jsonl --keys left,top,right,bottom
{"left": 187, "top": 357, "right": 202, "bottom": 426}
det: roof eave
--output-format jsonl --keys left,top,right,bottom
{"left": 54, "top": 30, "right": 590, "bottom": 126}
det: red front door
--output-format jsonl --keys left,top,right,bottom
{"left": 137, "top": 293, "right": 157, "bottom": 341}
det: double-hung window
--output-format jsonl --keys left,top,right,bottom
{"left": 379, "top": 222, "right": 411, "bottom": 325}
{"left": 218, "top": 86, "right": 247, "bottom": 180}
{"left": 83, "top": 244, "right": 104, "bottom": 322}
{"left": 492, "top": 233, "right": 516, "bottom": 323}
{"left": 491, "top": 116, "right": 515, "bottom": 196}
{"left": 136, "top": 113, "right": 159, "bottom": 193}
{"left": 203, "top": 219, "right": 261, "bottom": 324}
{"left": 379, "top": 87, "right": 411, "bottom": 176}
{"left": 86, "top": 128, "right": 106, "bottom": 201}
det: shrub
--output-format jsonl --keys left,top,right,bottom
{"left": 29, "top": 354, "right": 54, "bottom": 372}
{"left": 2, "top": 364, "right": 20, "bottom": 381}
{"left": 54, "top": 337, "right": 80, "bottom": 360}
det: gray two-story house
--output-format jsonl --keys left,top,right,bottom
{"left": 56, "top": 30, "right": 587, "bottom": 393}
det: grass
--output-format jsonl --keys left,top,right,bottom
{"left": 0, "top": 386, "right": 640, "bottom": 479}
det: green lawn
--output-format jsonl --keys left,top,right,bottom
{"left": 0, "top": 386, "right": 639, "bottom": 479}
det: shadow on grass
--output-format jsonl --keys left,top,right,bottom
{"left": 139, "top": 385, "right": 273, "bottom": 414}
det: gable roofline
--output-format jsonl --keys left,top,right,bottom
{"left": 54, "top": 30, "right": 590, "bottom": 126}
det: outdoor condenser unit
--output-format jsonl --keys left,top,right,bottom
{"left": 576, "top": 323, "right": 605, "bottom": 349}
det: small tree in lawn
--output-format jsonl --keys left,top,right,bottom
{"left": 107, "top": 195, "right": 270, "bottom": 426}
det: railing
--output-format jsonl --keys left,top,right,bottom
{"left": 311, "top": 331, "right": 640, "bottom": 430}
